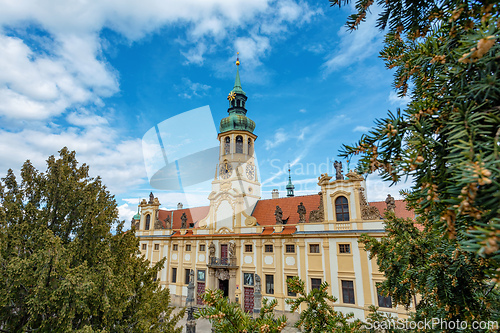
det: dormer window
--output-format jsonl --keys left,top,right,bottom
{"left": 145, "top": 214, "right": 151, "bottom": 230}
{"left": 236, "top": 135, "right": 243, "bottom": 153}
{"left": 335, "top": 196, "right": 349, "bottom": 221}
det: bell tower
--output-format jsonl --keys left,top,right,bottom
{"left": 199, "top": 54, "right": 260, "bottom": 231}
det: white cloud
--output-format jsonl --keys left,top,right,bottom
{"left": 0, "top": 33, "right": 118, "bottom": 120}
{"left": 353, "top": 125, "right": 370, "bottom": 132}
{"left": 365, "top": 173, "right": 413, "bottom": 202}
{"left": 118, "top": 203, "right": 137, "bottom": 223}
{"left": 0, "top": 0, "right": 319, "bottom": 121}
{"left": 322, "top": 5, "right": 383, "bottom": 75}
{"left": 66, "top": 108, "right": 109, "bottom": 127}
{"left": 234, "top": 35, "right": 271, "bottom": 68}
{"left": 299, "top": 108, "right": 307, "bottom": 113}
{"left": 181, "top": 42, "right": 207, "bottom": 65}
{"left": 264, "top": 128, "right": 287, "bottom": 150}
{"left": 388, "top": 91, "right": 411, "bottom": 107}
{"left": 177, "top": 78, "right": 211, "bottom": 99}
{"left": 0, "top": 124, "right": 146, "bottom": 195}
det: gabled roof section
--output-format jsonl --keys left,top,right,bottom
{"left": 158, "top": 206, "right": 209, "bottom": 229}
{"left": 251, "top": 194, "right": 321, "bottom": 225}
{"left": 369, "top": 200, "right": 415, "bottom": 220}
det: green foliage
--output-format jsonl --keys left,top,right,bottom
{"left": 360, "top": 213, "right": 500, "bottom": 331}
{"left": 195, "top": 289, "right": 287, "bottom": 333}
{"left": 364, "top": 305, "right": 406, "bottom": 333}
{"left": 0, "top": 148, "right": 184, "bottom": 332}
{"left": 332, "top": 0, "right": 500, "bottom": 278}
{"left": 285, "top": 277, "right": 363, "bottom": 333}
{"left": 328, "top": 0, "right": 500, "bottom": 329}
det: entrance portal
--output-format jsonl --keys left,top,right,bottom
{"left": 219, "top": 279, "right": 229, "bottom": 297}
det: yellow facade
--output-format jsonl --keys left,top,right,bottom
{"left": 134, "top": 63, "right": 413, "bottom": 321}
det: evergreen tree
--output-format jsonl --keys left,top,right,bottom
{"left": 285, "top": 277, "right": 363, "bottom": 333}
{"left": 195, "top": 289, "right": 287, "bottom": 333}
{"left": 332, "top": 0, "right": 500, "bottom": 279}
{"left": 360, "top": 213, "right": 500, "bottom": 331}
{"left": 0, "top": 148, "right": 184, "bottom": 332}
{"left": 329, "top": 0, "right": 500, "bottom": 329}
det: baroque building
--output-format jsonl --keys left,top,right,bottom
{"left": 133, "top": 60, "right": 414, "bottom": 320}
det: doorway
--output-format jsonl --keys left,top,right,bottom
{"left": 219, "top": 279, "right": 229, "bottom": 298}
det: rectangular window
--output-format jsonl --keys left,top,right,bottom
{"left": 199, "top": 244, "right": 206, "bottom": 251}
{"left": 185, "top": 269, "right": 191, "bottom": 284}
{"left": 287, "top": 276, "right": 296, "bottom": 296}
{"left": 186, "top": 244, "right": 191, "bottom": 251}
{"left": 244, "top": 273, "right": 254, "bottom": 286}
{"left": 173, "top": 244, "right": 178, "bottom": 251}
{"left": 265, "top": 244, "right": 273, "bottom": 253}
{"left": 339, "top": 244, "right": 351, "bottom": 254}
{"left": 377, "top": 287, "right": 392, "bottom": 308}
{"left": 172, "top": 268, "right": 177, "bottom": 283}
{"left": 142, "top": 244, "right": 147, "bottom": 250}
{"left": 245, "top": 244, "right": 253, "bottom": 252}
{"left": 309, "top": 244, "right": 320, "bottom": 253}
{"left": 265, "top": 275, "right": 274, "bottom": 294}
{"left": 311, "top": 278, "right": 322, "bottom": 290}
{"left": 342, "top": 280, "right": 355, "bottom": 304}
{"left": 154, "top": 244, "right": 160, "bottom": 251}
{"left": 285, "top": 244, "right": 295, "bottom": 253}
{"left": 197, "top": 270, "right": 206, "bottom": 282}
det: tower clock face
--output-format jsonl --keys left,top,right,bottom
{"left": 220, "top": 162, "right": 233, "bottom": 179}
{"left": 246, "top": 164, "right": 255, "bottom": 180}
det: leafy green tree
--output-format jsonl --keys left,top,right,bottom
{"left": 285, "top": 277, "right": 363, "bottom": 333}
{"left": 195, "top": 289, "right": 287, "bottom": 333}
{"left": 332, "top": 0, "right": 500, "bottom": 277}
{"left": 360, "top": 213, "right": 500, "bottom": 331}
{"left": 364, "top": 305, "right": 406, "bottom": 333}
{"left": 329, "top": 0, "right": 500, "bottom": 329}
{"left": 0, "top": 148, "right": 184, "bottom": 332}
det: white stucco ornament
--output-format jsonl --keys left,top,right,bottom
{"left": 264, "top": 256, "right": 273, "bottom": 265}
{"left": 286, "top": 257, "right": 295, "bottom": 266}
{"left": 185, "top": 254, "right": 191, "bottom": 261}
{"left": 244, "top": 256, "right": 252, "bottom": 264}
{"left": 199, "top": 254, "right": 205, "bottom": 262}
{"left": 172, "top": 253, "right": 177, "bottom": 260}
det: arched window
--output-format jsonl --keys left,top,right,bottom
{"left": 236, "top": 135, "right": 243, "bottom": 153}
{"left": 224, "top": 137, "right": 230, "bottom": 155}
{"left": 248, "top": 138, "right": 252, "bottom": 155}
{"left": 335, "top": 196, "right": 349, "bottom": 221}
{"left": 145, "top": 214, "right": 151, "bottom": 230}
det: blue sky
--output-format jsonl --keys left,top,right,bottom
{"left": 0, "top": 0, "right": 411, "bottom": 222}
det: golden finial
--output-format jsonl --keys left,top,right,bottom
{"left": 236, "top": 52, "right": 240, "bottom": 66}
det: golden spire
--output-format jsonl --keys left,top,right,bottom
{"left": 236, "top": 52, "right": 240, "bottom": 66}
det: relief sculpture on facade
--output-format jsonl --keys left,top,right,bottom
{"left": 309, "top": 192, "right": 324, "bottom": 222}
{"left": 154, "top": 211, "right": 163, "bottom": 229}
{"left": 215, "top": 269, "right": 230, "bottom": 281}
{"left": 275, "top": 205, "right": 283, "bottom": 224}
{"left": 359, "top": 188, "right": 381, "bottom": 220}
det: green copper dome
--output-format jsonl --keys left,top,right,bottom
{"left": 220, "top": 114, "right": 256, "bottom": 133}
{"left": 133, "top": 213, "right": 140, "bottom": 220}
{"left": 220, "top": 58, "right": 255, "bottom": 134}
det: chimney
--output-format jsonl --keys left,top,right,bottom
{"left": 177, "top": 202, "right": 183, "bottom": 209}
{"left": 272, "top": 189, "right": 279, "bottom": 199}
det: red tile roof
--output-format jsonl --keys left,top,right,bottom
{"left": 251, "top": 194, "right": 321, "bottom": 225}
{"left": 156, "top": 197, "right": 413, "bottom": 232}
{"left": 369, "top": 200, "right": 415, "bottom": 220}
{"left": 158, "top": 206, "right": 209, "bottom": 229}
